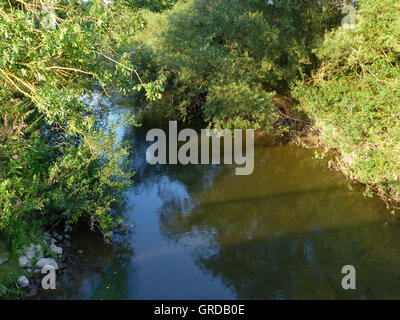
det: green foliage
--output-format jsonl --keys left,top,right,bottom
{"left": 132, "top": 0, "right": 342, "bottom": 131}
{"left": 0, "top": 0, "right": 137, "bottom": 247}
{"left": 123, "top": 0, "right": 179, "bottom": 12}
{"left": 293, "top": 0, "right": 400, "bottom": 201}
{"left": 0, "top": 236, "right": 25, "bottom": 299}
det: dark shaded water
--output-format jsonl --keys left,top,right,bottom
{"left": 34, "top": 106, "right": 400, "bottom": 300}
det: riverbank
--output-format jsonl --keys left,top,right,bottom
{"left": 0, "top": 228, "right": 73, "bottom": 299}
{"left": 129, "top": 0, "right": 400, "bottom": 211}
{"left": 291, "top": 0, "right": 400, "bottom": 211}
{"left": 23, "top": 110, "right": 400, "bottom": 299}
{"left": 295, "top": 123, "right": 400, "bottom": 214}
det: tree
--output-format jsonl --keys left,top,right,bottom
{"left": 293, "top": 0, "right": 400, "bottom": 203}
{"left": 132, "top": 0, "right": 342, "bottom": 132}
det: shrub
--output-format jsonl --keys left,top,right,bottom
{"left": 132, "top": 0, "right": 342, "bottom": 131}
{"left": 293, "top": 0, "right": 400, "bottom": 201}
{"left": 0, "top": 0, "right": 136, "bottom": 247}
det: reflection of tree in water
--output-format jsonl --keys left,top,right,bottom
{"left": 28, "top": 102, "right": 137, "bottom": 300}
{"left": 125, "top": 110, "right": 223, "bottom": 199}
{"left": 156, "top": 153, "right": 400, "bottom": 299}
{"left": 98, "top": 106, "right": 400, "bottom": 299}
{"left": 88, "top": 231, "right": 136, "bottom": 300}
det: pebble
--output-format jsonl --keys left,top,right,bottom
{"left": 15, "top": 231, "right": 71, "bottom": 295}
{"left": 50, "top": 243, "right": 63, "bottom": 255}
{"left": 36, "top": 258, "right": 59, "bottom": 270}
{"left": 19, "top": 256, "right": 30, "bottom": 268}
{"left": 25, "top": 244, "right": 43, "bottom": 261}
{"left": 0, "top": 256, "right": 8, "bottom": 265}
{"left": 17, "top": 276, "right": 30, "bottom": 288}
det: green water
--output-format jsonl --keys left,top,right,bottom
{"left": 33, "top": 109, "right": 400, "bottom": 300}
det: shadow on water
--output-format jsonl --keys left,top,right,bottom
{"left": 33, "top": 104, "right": 400, "bottom": 300}
{"left": 159, "top": 181, "right": 400, "bottom": 300}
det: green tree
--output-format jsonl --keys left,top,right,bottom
{"left": 293, "top": 0, "right": 400, "bottom": 202}
{"left": 0, "top": 0, "right": 141, "bottom": 245}
{"left": 132, "top": 0, "right": 342, "bottom": 131}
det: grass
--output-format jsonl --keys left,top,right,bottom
{"left": 0, "top": 234, "right": 26, "bottom": 299}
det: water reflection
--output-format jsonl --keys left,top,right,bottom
{"left": 148, "top": 131, "right": 400, "bottom": 299}
{"left": 34, "top": 106, "right": 400, "bottom": 300}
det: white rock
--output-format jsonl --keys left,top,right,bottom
{"left": 50, "top": 243, "right": 63, "bottom": 255}
{"left": 0, "top": 257, "right": 8, "bottom": 265}
{"left": 36, "top": 258, "right": 58, "bottom": 270}
{"left": 25, "top": 244, "right": 43, "bottom": 261}
{"left": 50, "top": 238, "right": 57, "bottom": 245}
{"left": 25, "top": 251, "right": 35, "bottom": 260}
{"left": 17, "top": 276, "right": 30, "bottom": 288}
{"left": 24, "top": 245, "right": 35, "bottom": 260}
{"left": 43, "top": 232, "right": 51, "bottom": 239}
{"left": 19, "top": 256, "right": 30, "bottom": 268}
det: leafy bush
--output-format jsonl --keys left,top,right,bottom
{"left": 293, "top": 0, "right": 400, "bottom": 201}
{"left": 123, "top": 0, "right": 179, "bottom": 12}
{"left": 132, "top": 0, "right": 342, "bottom": 131}
{"left": 0, "top": 0, "right": 137, "bottom": 247}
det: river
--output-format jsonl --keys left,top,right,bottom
{"left": 33, "top": 103, "right": 400, "bottom": 300}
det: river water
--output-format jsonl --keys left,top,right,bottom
{"left": 33, "top": 105, "right": 400, "bottom": 300}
